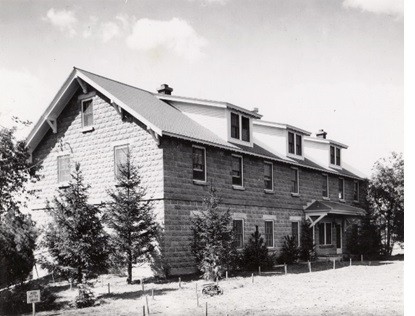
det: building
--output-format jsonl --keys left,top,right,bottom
{"left": 27, "top": 68, "right": 366, "bottom": 275}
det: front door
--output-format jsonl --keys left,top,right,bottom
{"left": 336, "top": 224, "right": 342, "bottom": 254}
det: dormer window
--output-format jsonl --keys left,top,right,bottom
{"left": 288, "top": 131, "right": 302, "bottom": 156}
{"left": 330, "top": 145, "right": 341, "bottom": 166}
{"left": 230, "top": 112, "right": 250, "bottom": 143}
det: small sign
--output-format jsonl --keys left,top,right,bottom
{"left": 27, "top": 290, "right": 41, "bottom": 304}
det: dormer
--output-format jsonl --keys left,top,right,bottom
{"left": 304, "top": 129, "right": 348, "bottom": 169}
{"left": 253, "top": 120, "right": 311, "bottom": 159}
{"left": 156, "top": 90, "right": 261, "bottom": 147}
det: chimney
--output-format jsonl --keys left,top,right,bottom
{"left": 157, "top": 84, "right": 173, "bottom": 95}
{"left": 253, "top": 107, "right": 259, "bottom": 114}
{"left": 316, "top": 129, "right": 327, "bottom": 139}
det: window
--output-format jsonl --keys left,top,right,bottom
{"left": 288, "top": 131, "right": 302, "bottom": 156}
{"left": 81, "top": 99, "right": 93, "bottom": 127}
{"left": 114, "top": 145, "right": 129, "bottom": 179}
{"left": 264, "top": 162, "right": 273, "bottom": 190}
{"left": 265, "top": 221, "right": 274, "bottom": 247}
{"left": 338, "top": 178, "right": 344, "bottom": 200}
{"left": 230, "top": 112, "right": 250, "bottom": 143}
{"left": 292, "top": 221, "right": 299, "bottom": 246}
{"left": 353, "top": 181, "right": 359, "bottom": 201}
{"left": 322, "top": 174, "right": 329, "bottom": 198}
{"left": 232, "top": 155, "right": 243, "bottom": 186}
{"left": 291, "top": 168, "right": 299, "bottom": 194}
{"left": 192, "top": 146, "right": 206, "bottom": 182}
{"left": 318, "top": 222, "right": 332, "bottom": 245}
{"left": 57, "top": 155, "right": 71, "bottom": 183}
{"left": 241, "top": 116, "right": 250, "bottom": 142}
{"left": 231, "top": 113, "right": 240, "bottom": 139}
{"left": 233, "top": 220, "right": 244, "bottom": 248}
{"left": 330, "top": 145, "right": 341, "bottom": 166}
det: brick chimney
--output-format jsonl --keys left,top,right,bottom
{"left": 157, "top": 84, "right": 173, "bottom": 95}
{"left": 316, "top": 129, "right": 327, "bottom": 139}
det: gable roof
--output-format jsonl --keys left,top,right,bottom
{"left": 304, "top": 200, "right": 366, "bottom": 217}
{"left": 26, "top": 67, "right": 364, "bottom": 180}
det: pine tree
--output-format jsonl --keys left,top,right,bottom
{"left": 190, "top": 186, "right": 238, "bottom": 281}
{"left": 299, "top": 221, "right": 315, "bottom": 261}
{"left": 43, "top": 163, "right": 108, "bottom": 283}
{"left": 105, "top": 157, "right": 159, "bottom": 284}
{"left": 277, "top": 235, "right": 299, "bottom": 264}
{"left": 241, "top": 226, "right": 273, "bottom": 271}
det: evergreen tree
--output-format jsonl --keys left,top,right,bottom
{"left": 277, "top": 235, "right": 299, "bottom": 264}
{"left": 0, "top": 123, "right": 39, "bottom": 288}
{"left": 105, "top": 157, "right": 159, "bottom": 284}
{"left": 43, "top": 163, "right": 108, "bottom": 283}
{"left": 299, "top": 221, "right": 315, "bottom": 261}
{"left": 190, "top": 186, "right": 237, "bottom": 281}
{"left": 241, "top": 226, "right": 273, "bottom": 271}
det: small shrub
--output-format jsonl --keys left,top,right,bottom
{"left": 75, "top": 283, "right": 95, "bottom": 308}
{"left": 241, "top": 226, "right": 274, "bottom": 271}
{"left": 277, "top": 235, "right": 299, "bottom": 264}
{"left": 299, "top": 221, "right": 316, "bottom": 261}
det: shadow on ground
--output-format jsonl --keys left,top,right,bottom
{"left": 98, "top": 288, "right": 177, "bottom": 300}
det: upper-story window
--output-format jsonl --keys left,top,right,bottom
{"left": 288, "top": 131, "right": 302, "bottom": 156}
{"left": 230, "top": 112, "right": 250, "bottom": 142}
{"left": 322, "top": 174, "right": 329, "bottom": 198}
{"left": 264, "top": 162, "right": 273, "bottom": 191}
{"left": 81, "top": 99, "right": 94, "bottom": 128}
{"left": 231, "top": 155, "right": 243, "bottom": 186}
{"left": 291, "top": 168, "right": 299, "bottom": 195}
{"left": 192, "top": 146, "right": 206, "bottom": 182}
{"left": 114, "top": 144, "right": 129, "bottom": 179}
{"left": 338, "top": 178, "right": 345, "bottom": 200}
{"left": 57, "top": 155, "right": 71, "bottom": 184}
{"left": 330, "top": 145, "right": 341, "bottom": 166}
{"left": 353, "top": 181, "right": 359, "bottom": 201}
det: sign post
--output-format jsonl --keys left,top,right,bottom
{"left": 27, "top": 290, "right": 41, "bottom": 316}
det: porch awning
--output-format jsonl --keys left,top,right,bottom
{"left": 304, "top": 200, "right": 366, "bottom": 227}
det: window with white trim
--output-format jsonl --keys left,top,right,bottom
{"left": 230, "top": 112, "right": 250, "bottom": 142}
{"left": 57, "top": 155, "right": 71, "bottom": 183}
{"left": 330, "top": 145, "right": 341, "bottom": 166}
{"left": 338, "top": 178, "right": 345, "bottom": 200}
{"left": 192, "top": 146, "right": 206, "bottom": 182}
{"left": 264, "top": 162, "right": 273, "bottom": 190}
{"left": 291, "top": 221, "right": 300, "bottom": 246}
{"left": 318, "top": 222, "right": 332, "bottom": 245}
{"left": 114, "top": 144, "right": 129, "bottom": 179}
{"left": 288, "top": 131, "right": 302, "bottom": 156}
{"left": 265, "top": 221, "right": 274, "bottom": 247}
{"left": 81, "top": 99, "right": 93, "bottom": 128}
{"left": 233, "top": 219, "right": 244, "bottom": 248}
{"left": 353, "top": 181, "right": 359, "bottom": 201}
{"left": 291, "top": 168, "right": 299, "bottom": 194}
{"left": 322, "top": 174, "right": 329, "bottom": 198}
{"left": 231, "top": 155, "right": 243, "bottom": 186}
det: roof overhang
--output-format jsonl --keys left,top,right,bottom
{"left": 304, "top": 136, "right": 348, "bottom": 149}
{"left": 304, "top": 200, "right": 366, "bottom": 227}
{"left": 254, "top": 120, "right": 312, "bottom": 136}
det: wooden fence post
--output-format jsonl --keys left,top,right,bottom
{"left": 251, "top": 273, "right": 254, "bottom": 283}
{"left": 107, "top": 283, "right": 110, "bottom": 294}
{"left": 350, "top": 258, "right": 352, "bottom": 267}
{"left": 284, "top": 264, "right": 287, "bottom": 275}
{"left": 259, "top": 266, "right": 261, "bottom": 275}
{"left": 308, "top": 261, "right": 312, "bottom": 273}
{"left": 145, "top": 295, "right": 150, "bottom": 314}
{"left": 179, "top": 277, "right": 181, "bottom": 288}
{"left": 226, "top": 271, "right": 228, "bottom": 280}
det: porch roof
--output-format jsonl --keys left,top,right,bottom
{"left": 304, "top": 200, "right": 366, "bottom": 217}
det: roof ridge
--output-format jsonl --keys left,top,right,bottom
{"left": 74, "top": 67, "right": 154, "bottom": 96}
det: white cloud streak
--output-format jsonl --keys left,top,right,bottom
{"left": 342, "top": 0, "right": 403, "bottom": 17}
{"left": 126, "top": 18, "right": 208, "bottom": 61}
{"left": 101, "top": 22, "right": 121, "bottom": 42}
{"left": 43, "top": 8, "right": 78, "bottom": 37}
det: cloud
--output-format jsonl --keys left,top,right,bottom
{"left": 342, "top": 0, "right": 403, "bottom": 17}
{"left": 126, "top": 18, "right": 208, "bottom": 61}
{"left": 43, "top": 8, "right": 77, "bottom": 37}
{"left": 83, "top": 15, "right": 98, "bottom": 38}
{"left": 101, "top": 22, "right": 121, "bottom": 42}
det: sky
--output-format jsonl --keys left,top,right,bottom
{"left": 0, "top": 0, "right": 404, "bottom": 177}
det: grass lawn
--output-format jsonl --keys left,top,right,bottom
{"left": 32, "top": 259, "right": 403, "bottom": 316}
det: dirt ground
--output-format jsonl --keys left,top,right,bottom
{"left": 35, "top": 260, "right": 403, "bottom": 316}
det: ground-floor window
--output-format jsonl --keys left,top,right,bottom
{"left": 233, "top": 219, "right": 244, "bottom": 248}
{"left": 291, "top": 221, "right": 300, "bottom": 246}
{"left": 264, "top": 221, "right": 274, "bottom": 247}
{"left": 318, "top": 222, "right": 332, "bottom": 245}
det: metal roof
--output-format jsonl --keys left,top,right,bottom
{"left": 304, "top": 200, "right": 366, "bottom": 217}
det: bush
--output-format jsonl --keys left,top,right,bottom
{"left": 75, "top": 283, "right": 95, "bottom": 308}
{"left": 277, "top": 235, "right": 299, "bottom": 264}
{"left": 0, "top": 283, "right": 57, "bottom": 315}
{"left": 299, "top": 221, "right": 316, "bottom": 261}
{"left": 241, "top": 226, "right": 274, "bottom": 271}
